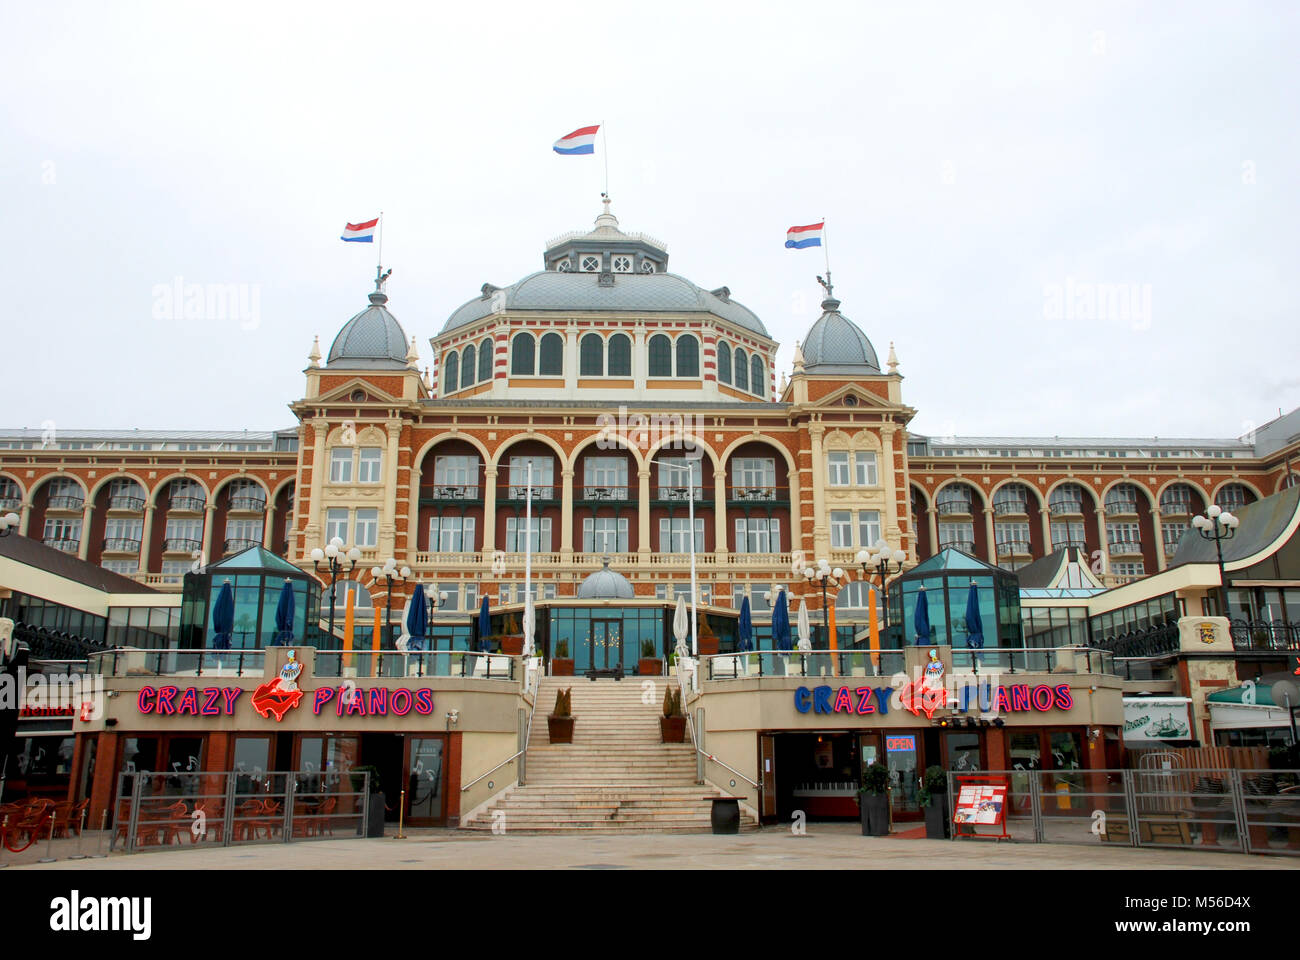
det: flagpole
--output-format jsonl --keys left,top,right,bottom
{"left": 524, "top": 461, "right": 532, "bottom": 654}
{"left": 601, "top": 121, "right": 609, "bottom": 199}
{"left": 822, "top": 217, "right": 831, "bottom": 290}
{"left": 377, "top": 211, "right": 384, "bottom": 274}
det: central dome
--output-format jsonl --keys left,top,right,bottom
{"left": 576, "top": 558, "right": 635, "bottom": 600}
{"left": 328, "top": 288, "right": 410, "bottom": 368}
{"left": 801, "top": 298, "right": 880, "bottom": 373}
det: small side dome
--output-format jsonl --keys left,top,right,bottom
{"left": 328, "top": 286, "right": 410, "bottom": 368}
{"left": 801, "top": 297, "right": 880, "bottom": 373}
{"left": 576, "top": 557, "right": 635, "bottom": 600}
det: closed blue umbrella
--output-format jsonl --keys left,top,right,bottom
{"left": 406, "top": 586, "right": 428, "bottom": 652}
{"left": 273, "top": 579, "right": 296, "bottom": 644}
{"left": 211, "top": 580, "right": 234, "bottom": 650}
{"left": 478, "top": 596, "right": 492, "bottom": 652}
{"left": 737, "top": 596, "right": 753, "bottom": 652}
{"left": 771, "top": 590, "right": 792, "bottom": 652}
{"left": 964, "top": 580, "right": 984, "bottom": 657}
{"left": 913, "top": 586, "right": 931, "bottom": 645}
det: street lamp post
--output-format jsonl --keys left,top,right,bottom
{"left": 661, "top": 460, "right": 700, "bottom": 656}
{"left": 856, "top": 539, "right": 907, "bottom": 632}
{"left": 309, "top": 536, "right": 360, "bottom": 644}
{"left": 0, "top": 512, "right": 19, "bottom": 538}
{"left": 801, "top": 558, "right": 844, "bottom": 652}
{"left": 1192, "top": 504, "right": 1240, "bottom": 616}
{"left": 423, "top": 584, "right": 449, "bottom": 652}
{"left": 370, "top": 558, "right": 411, "bottom": 650}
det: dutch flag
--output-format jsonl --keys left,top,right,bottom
{"left": 341, "top": 218, "right": 378, "bottom": 243}
{"left": 785, "top": 222, "right": 824, "bottom": 249}
{"left": 553, "top": 125, "right": 600, "bottom": 155}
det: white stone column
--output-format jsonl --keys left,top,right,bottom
{"left": 639, "top": 467, "right": 653, "bottom": 558}
{"left": 809, "top": 424, "right": 827, "bottom": 556}
{"left": 1040, "top": 509, "right": 1052, "bottom": 555}
{"left": 1151, "top": 507, "right": 1167, "bottom": 571}
{"left": 201, "top": 503, "right": 218, "bottom": 566}
{"left": 304, "top": 417, "right": 328, "bottom": 548}
{"left": 140, "top": 504, "right": 157, "bottom": 574}
{"left": 561, "top": 467, "right": 575, "bottom": 556}
{"left": 880, "top": 426, "right": 900, "bottom": 542}
{"left": 633, "top": 322, "right": 647, "bottom": 390}
{"left": 78, "top": 502, "right": 94, "bottom": 561}
{"left": 482, "top": 467, "right": 498, "bottom": 557}
{"left": 564, "top": 322, "right": 579, "bottom": 391}
{"left": 984, "top": 506, "right": 997, "bottom": 565}
{"left": 713, "top": 465, "right": 728, "bottom": 560}
{"left": 927, "top": 505, "right": 939, "bottom": 558}
{"left": 18, "top": 500, "right": 31, "bottom": 537}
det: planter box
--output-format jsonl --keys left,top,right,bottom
{"left": 499, "top": 636, "right": 524, "bottom": 655}
{"left": 638, "top": 658, "right": 663, "bottom": 676}
{"left": 547, "top": 714, "right": 575, "bottom": 744}
{"left": 860, "top": 794, "right": 889, "bottom": 836}
{"left": 366, "top": 791, "right": 386, "bottom": 837}
{"left": 660, "top": 715, "right": 687, "bottom": 743}
{"left": 697, "top": 636, "right": 720, "bottom": 656}
{"left": 551, "top": 658, "right": 575, "bottom": 676}
{"left": 924, "top": 799, "right": 949, "bottom": 839}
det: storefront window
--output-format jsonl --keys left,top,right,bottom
{"left": 1009, "top": 732, "right": 1040, "bottom": 813}
{"left": 298, "top": 735, "right": 358, "bottom": 795}
{"left": 15, "top": 736, "right": 75, "bottom": 781}
{"left": 233, "top": 737, "right": 271, "bottom": 794}
{"left": 944, "top": 732, "right": 981, "bottom": 772}
{"left": 1048, "top": 731, "right": 1084, "bottom": 810}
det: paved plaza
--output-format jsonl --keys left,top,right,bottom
{"left": 8, "top": 824, "right": 1298, "bottom": 870}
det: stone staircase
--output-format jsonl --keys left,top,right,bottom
{"left": 462, "top": 676, "right": 758, "bottom": 833}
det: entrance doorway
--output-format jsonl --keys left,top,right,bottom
{"left": 590, "top": 619, "right": 622, "bottom": 673}
{"left": 885, "top": 731, "right": 923, "bottom": 821}
{"left": 360, "top": 733, "right": 405, "bottom": 822}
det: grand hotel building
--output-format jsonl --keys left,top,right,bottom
{"left": 2, "top": 199, "right": 1296, "bottom": 615}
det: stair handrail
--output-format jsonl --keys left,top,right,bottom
{"left": 674, "top": 642, "right": 759, "bottom": 790}
{"left": 461, "top": 656, "right": 543, "bottom": 793}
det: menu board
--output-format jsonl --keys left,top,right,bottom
{"left": 953, "top": 783, "right": 1007, "bottom": 826}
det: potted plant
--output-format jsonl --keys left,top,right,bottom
{"left": 551, "top": 639, "right": 574, "bottom": 676}
{"left": 660, "top": 685, "right": 687, "bottom": 742}
{"left": 547, "top": 687, "right": 575, "bottom": 743}
{"left": 696, "top": 615, "right": 720, "bottom": 656}
{"left": 858, "top": 761, "right": 891, "bottom": 837}
{"left": 499, "top": 614, "right": 524, "bottom": 655}
{"left": 349, "top": 765, "right": 386, "bottom": 837}
{"left": 638, "top": 638, "right": 663, "bottom": 676}
{"left": 918, "top": 765, "right": 949, "bottom": 839}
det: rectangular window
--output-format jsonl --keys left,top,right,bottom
{"left": 830, "top": 510, "right": 853, "bottom": 548}
{"left": 358, "top": 448, "right": 382, "bottom": 483}
{"left": 583, "top": 517, "right": 628, "bottom": 553}
{"left": 854, "top": 452, "right": 878, "bottom": 486}
{"left": 734, "top": 517, "right": 781, "bottom": 553}
{"left": 329, "top": 448, "right": 353, "bottom": 483}
{"left": 433, "top": 456, "right": 479, "bottom": 497}
{"left": 429, "top": 516, "right": 476, "bottom": 553}
{"left": 655, "top": 583, "right": 712, "bottom": 604}
{"left": 938, "top": 522, "right": 974, "bottom": 551}
{"left": 225, "top": 518, "right": 263, "bottom": 544}
{"left": 325, "top": 509, "right": 349, "bottom": 544}
{"left": 734, "top": 458, "right": 776, "bottom": 494}
{"left": 355, "top": 509, "right": 378, "bottom": 547}
{"left": 1107, "top": 522, "right": 1141, "bottom": 554}
{"left": 102, "top": 559, "right": 139, "bottom": 575}
{"left": 43, "top": 517, "right": 81, "bottom": 545}
{"left": 583, "top": 457, "right": 628, "bottom": 498}
{"left": 160, "top": 560, "right": 190, "bottom": 583}
{"left": 657, "top": 457, "right": 703, "bottom": 499}
{"left": 857, "top": 511, "right": 882, "bottom": 549}
{"left": 995, "top": 521, "right": 1031, "bottom": 556}
{"left": 104, "top": 518, "right": 144, "bottom": 542}
{"left": 509, "top": 456, "right": 554, "bottom": 499}
{"left": 164, "top": 518, "right": 203, "bottom": 542}
{"left": 659, "top": 517, "right": 704, "bottom": 553}
{"left": 827, "top": 452, "right": 850, "bottom": 486}
{"left": 505, "top": 516, "right": 552, "bottom": 552}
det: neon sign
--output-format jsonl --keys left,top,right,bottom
{"left": 793, "top": 682, "right": 1074, "bottom": 718}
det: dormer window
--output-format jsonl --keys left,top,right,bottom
{"left": 581, "top": 255, "right": 600, "bottom": 272}
{"left": 613, "top": 255, "right": 632, "bottom": 273}
{"left": 639, "top": 261, "right": 656, "bottom": 274}
{"left": 556, "top": 259, "right": 572, "bottom": 272}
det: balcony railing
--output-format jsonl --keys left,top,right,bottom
{"left": 103, "top": 537, "right": 142, "bottom": 553}
{"left": 421, "top": 484, "right": 481, "bottom": 502}
{"left": 168, "top": 495, "right": 207, "bottom": 512}
{"left": 1108, "top": 540, "right": 1144, "bottom": 557}
{"left": 1094, "top": 621, "right": 1180, "bottom": 658}
{"left": 936, "top": 499, "right": 973, "bottom": 516}
{"left": 0, "top": 496, "right": 20, "bottom": 511}
{"left": 1160, "top": 499, "right": 1192, "bottom": 516}
{"left": 499, "top": 484, "right": 557, "bottom": 502}
{"left": 45, "top": 538, "right": 80, "bottom": 553}
{"left": 728, "top": 486, "right": 787, "bottom": 504}
{"left": 992, "top": 500, "right": 1028, "bottom": 516}
{"left": 578, "top": 484, "right": 632, "bottom": 502}
{"left": 314, "top": 650, "right": 519, "bottom": 680}
{"left": 1051, "top": 538, "right": 1088, "bottom": 551}
{"left": 47, "top": 496, "right": 84, "bottom": 511}
{"left": 1104, "top": 499, "right": 1138, "bottom": 515}
{"left": 938, "top": 539, "right": 976, "bottom": 554}
{"left": 654, "top": 485, "right": 710, "bottom": 503}
{"left": 225, "top": 537, "right": 263, "bottom": 553}
{"left": 702, "top": 646, "right": 1121, "bottom": 680}
{"left": 228, "top": 497, "right": 267, "bottom": 513}
{"left": 163, "top": 537, "right": 202, "bottom": 553}
{"left": 995, "top": 539, "right": 1032, "bottom": 557}
{"left": 108, "top": 495, "right": 146, "bottom": 511}
{"left": 1163, "top": 540, "right": 1181, "bottom": 558}
{"left": 91, "top": 648, "right": 266, "bottom": 678}
{"left": 1229, "top": 619, "right": 1300, "bottom": 653}
{"left": 1048, "top": 500, "right": 1084, "bottom": 516}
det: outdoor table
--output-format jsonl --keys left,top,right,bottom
{"left": 707, "top": 796, "right": 743, "bottom": 835}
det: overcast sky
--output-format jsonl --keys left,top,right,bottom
{"left": 4, "top": 2, "right": 1298, "bottom": 441}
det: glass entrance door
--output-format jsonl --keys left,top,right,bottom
{"left": 885, "top": 732, "right": 921, "bottom": 821}
{"left": 591, "top": 619, "right": 622, "bottom": 672}
{"left": 408, "top": 738, "right": 445, "bottom": 823}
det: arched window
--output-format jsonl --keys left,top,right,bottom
{"left": 750, "top": 355, "right": 765, "bottom": 396}
{"left": 608, "top": 334, "right": 631, "bottom": 376}
{"left": 580, "top": 334, "right": 604, "bottom": 376}
{"left": 675, "top": 335, "right": 699, "bottom": 378}
{"left": 716, "top": 342, "right": 731, "bottom": 384}
{"left": 443, "top": 351, "right": 459, "bottom": 393}
{"left": 461, "top": 344, "right": 476, "bottom": 387}
{"left": 734, "top": 348, "right": 749, "bottom": 391}
{"left": 648, "top": 335, "right": 672, "bottom": 377}
{"left": 539, "top": 332, "right": 564, "bottom": 375}
{"left": 511, "top": 334, "right": 535, "bottom": 375}
{"left": 478, "top": 338, "right": 492, "bottom": 382}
